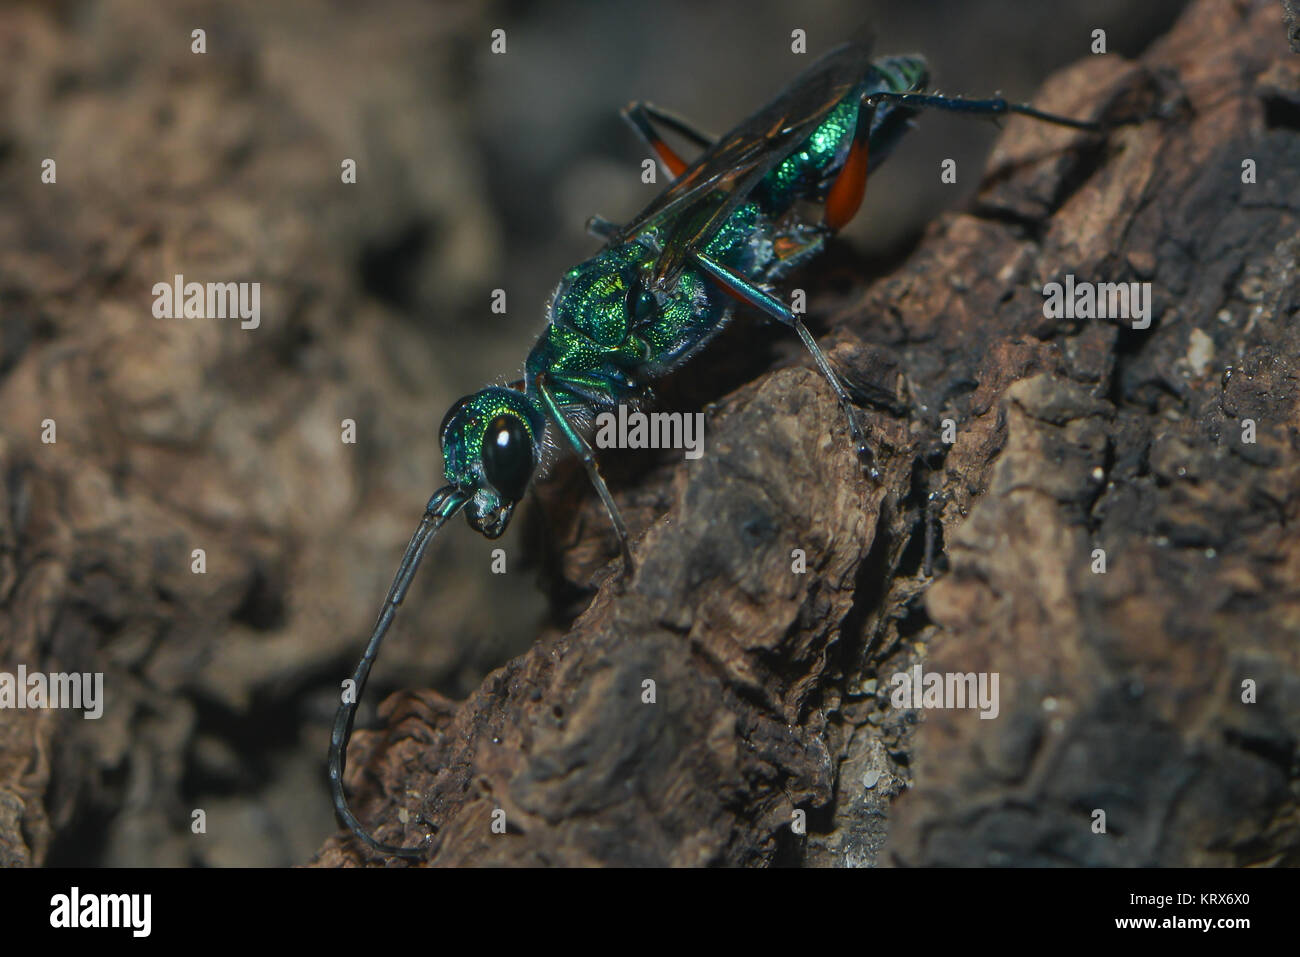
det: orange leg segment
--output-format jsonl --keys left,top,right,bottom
{"left": 824, "top": 136, "right": 870, "bottom": 232}
{"left": 649, "top": 136, "right": 688, "bottom": 178}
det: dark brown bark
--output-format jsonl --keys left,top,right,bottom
{"left": 1, "top": 0, "right": 1295, "bottom": 869}
{"left": 1284, "top": 0, "right": 1300, "bottom": 52}
{"left": 314, "top": 0, "right": 1300, "bottom": 866}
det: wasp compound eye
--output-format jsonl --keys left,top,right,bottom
{"left": 482, "top": 414, "right": 534, "bottom": 503}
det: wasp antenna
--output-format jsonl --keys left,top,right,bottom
{"left": 328, "top": 484, "right": 469, "bottom": 860}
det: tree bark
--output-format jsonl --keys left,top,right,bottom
{"left": 313, "top": 0, "right": 1300, "bottom": 866}
{"left": 0, "top": 0, "right": 1295, "bottom": 869}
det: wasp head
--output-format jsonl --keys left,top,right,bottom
{"left": 439, "top": 387, "right": 546, "bottom": 538}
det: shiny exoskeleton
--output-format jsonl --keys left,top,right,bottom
{"left": 330, "top": 38, "right": 1102, "bottom": 858}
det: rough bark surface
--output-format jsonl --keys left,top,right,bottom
{"left": 313, "top": 0, "right": 1300, "bottom": 866}
{"left": 0, "top": 0, "right": 527, "bottom": 867}
{"left": 1, "top": 0, "right": 1295, "bottom": 869}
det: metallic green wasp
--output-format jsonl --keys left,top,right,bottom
{"left": 330, "top": 36, "right": 1101, "bottom": 858}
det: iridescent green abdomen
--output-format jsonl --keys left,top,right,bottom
{"left": 756, "top": 55, "right": 930, "bottom": 215}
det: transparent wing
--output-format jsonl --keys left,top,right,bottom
{"left": 612, "top": 36, "right": 876, "bottom": 282}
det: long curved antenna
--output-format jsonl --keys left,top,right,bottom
{"left": 329, "top": 484, "right": 470, "bottom": 859}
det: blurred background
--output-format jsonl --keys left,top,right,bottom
{"left": 0, "top": 0, "right": 1186, "bottom": 866}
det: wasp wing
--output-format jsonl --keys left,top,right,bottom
{"left": 613, "top": 37, "right": 877, "bottom": 283}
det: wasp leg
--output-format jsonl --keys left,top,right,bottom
{"left": 864, "top": 90, "right": 1101, "bottom": 132}
{"left": 632, "top": 102, "right": 717, "bottom": 149}
{"left": 621, "top": 101, "right": 717, "bottom": 179}
{"left": 691, "top": 250, "right": 880, "bottom": 482}
{"left": 824, "top": 133, "right": 870, "bottom": 232}
{"left": 586, "top": 215, "right": 622, "bottom": 241}
{"left": 823, "top": 97, "right": 874, "bottom": 232}
{"left": 534, "top": 374, "right": 635, "bottom": 578}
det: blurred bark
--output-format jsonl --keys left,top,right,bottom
{"left": 315, "top": 0, "right": 1300, "bottom": 866}
{"left": 0, "top": 0, "right": 514, "bottom": 867}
